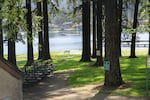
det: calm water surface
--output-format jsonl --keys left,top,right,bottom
{"left": 4, "top": 33, "right": 82, "bottom": 54}
{"left": 3, "top": 32, "right": 149, "bottom": 54}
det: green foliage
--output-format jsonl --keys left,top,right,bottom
{"left": 0, "top": 0, "right": 61, "bottom": 41}
{"left": 123, "top": 0, "right": 149, "bottom": 34}
{"left": 32, "top": 0, "right": 42, "bottom": 2}
{"left": 0, "top": 0, "right": 82, "bottom": 41}
{"left": 48, "top": 0, "right": 60, "bottom": 19}
{"left": 125, "top": 28, "right": 137, "bottom": 34}
{"left": 0, "top": 0, "right": 27, "bottom": 40}
{"left": 32, "top": 12, "right": 43, "bottom": 34}
{"left": 139, "top": 1, "right": 150, "bottom": 32}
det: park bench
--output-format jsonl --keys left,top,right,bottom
{"left": 22, "top": 60, "right": 54, "bottom": 87}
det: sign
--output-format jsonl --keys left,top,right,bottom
{"left": 2, "top": 97, "right": 11, "bottom": 100}
{"left": 96, "top": 50, "right": 101, "bottom": 56}
{"left": 104, "top": 61, "right": 110, "bottom": 71}
{"left": 147, "top": 57, "right": 150, "bottom": 66}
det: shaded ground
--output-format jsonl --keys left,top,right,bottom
{"left": 23, "top": 70, "right": 150, "bottom": 100}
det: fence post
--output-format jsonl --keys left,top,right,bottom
{"left": 146, "top": 56, "right": 150, "bottom": 96}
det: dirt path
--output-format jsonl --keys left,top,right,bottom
{"left": 23, "top": 71, "right": 149, "bottom": 100}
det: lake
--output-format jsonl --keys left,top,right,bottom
{"left": 4, "top": 32, "right": 82, "bottom": 54}
{"left": 3, "top": 32, "right": 149, "bottom": 54}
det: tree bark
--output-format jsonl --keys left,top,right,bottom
{"left": 148, "top": 0, "right": 150, "bottom": 55}
{"left": 118, "top": 0, "right": 123, "bottom": 57}
{"left": 80, "top": 0, "right": 91, "bottom": 62}
{"left": 95, "top": 0, "right": 103, "bottom": 66}
{"left": 43, "top": 0, "right": 51, "bottom": 60}
{"left": 104, "top": 0, "right": 123, "bottom": 86}
{"left": 8, "top": 39, "right": 16, "bottom": 65}
{"left": 0, "top": 9, "right": 3, "bottom": 58}
{"left": 37, "top": 1, "right": 44, "bottom": 60}
{"left": 92, "top": 0, "right": 97, "bottom": 58}
{"left": 26, "top": 0, "right": 34, "bottom": 66}
{"left": 129, "top": 0, "right": 139, "bottom": 58}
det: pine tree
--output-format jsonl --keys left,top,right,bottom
{"left": 104, "top": 0, "right": 123, "bottom": 86}
{"left": 80, "top": 0, "right": 91, "bottom": 62}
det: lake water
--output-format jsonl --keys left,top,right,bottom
{"left": 3, "top": 32, "right": 149, "bottom": 54}
{"left": 4, "top": 32, "right": 82, "bottom": 54}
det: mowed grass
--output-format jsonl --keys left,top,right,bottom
{"left": 16, "top": 50, "right": 150, "bottom": 96}
{"left": 102, "top": 55, "right": 149, "bottom": 96}
{"left": 52, "top": 53, "right": 105, "bottom": 86}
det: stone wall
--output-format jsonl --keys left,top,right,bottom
{"left": 0, "top": 68, "right": 23, "bottom": 100}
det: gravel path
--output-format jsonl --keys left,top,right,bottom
{"left": 23, "top": 71, "right": 150, "bottom": 100}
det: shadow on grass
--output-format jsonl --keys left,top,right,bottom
{"left": 91, "top": 55, "right": 150, "bottom": 99}
{"left": 23, "top": 53, "right": 150, "bottom": 99}
{"left": 68, "top": 65, "right": 104, "bottom": 87}
{"left": 52, "top": 54, "right": 104, "bottom": 87}
{"left": 23, "top": 71, "right": 72, "bottom": 100}
{"left": 56, "top": 54, "right": 150, "bottom": 96}
{"left": 17, "top": 60, "right": 26, "bottom": 69}
{"left": 120, "top": 56, "right": 150, "bottom": 96}
{"left": 91, "top": 83, "right": 133, "bottom": 100}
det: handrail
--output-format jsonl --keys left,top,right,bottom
{"left": 121, "top": 40, "right": 149, "bottom": 42}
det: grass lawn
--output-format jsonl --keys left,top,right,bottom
{"left": 17, "top": 50, "right": 150, "bottom": 97}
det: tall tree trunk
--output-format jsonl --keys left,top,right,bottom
{"left": 43, "top": 0, "right": 51, "bottom": 60}
{"left": 92, "top": 0, "right": 97, "bottom": 58}
{"left": 7, "top": 23, "right": 17, "bottom": 65}
{"left": 26, "top": 0, "right": 34, "bottom": 65}
{"left": 80, "top": 0, "right": 91, "bottom": 62}
{"left": 8, "top": 39, "right": 16, "bottom": 65}
{"left": 129, "top": 0, "right": 139, "bottom": 58}
{"left": 37, "top": 1, "right": 44, "bottom": 60}
{"left": 118, "top": 0, "right": 123, "bottom": 57}
{"left": 95, "top": 0, "right": 103, "bottom": 66}
{"left": 0, "top": 9, "right": 3, "bottom": 58}
{"left": 104, "top": 0, "right": 123, "bottom": 86}
{"left": 148, "top": 0, "right": 150, "bottom": 55}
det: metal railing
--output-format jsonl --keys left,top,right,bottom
{"left": 121, "top": 40, "right": 149, "bottom": 48}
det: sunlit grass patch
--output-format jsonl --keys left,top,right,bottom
{"left": 52, "top": 50, "right": 150, "bottom": 96}
{"left": 122, "top": 49, "right": 148, "bottom": 56}
{"left": 68, "top": 66, "right": 104, "bottom": 87}
{"left": 119, "top": 55, "right": 150, "bottom": 96}
{"left": 16, "top": 50, "right": 150, "bottom": 96}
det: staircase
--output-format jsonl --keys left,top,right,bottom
{"left": 22, "top": 60, "right": 54, "bottom": 87}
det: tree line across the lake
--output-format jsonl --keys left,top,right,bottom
{"left": 0, "top": 0, "right": 149, "bottom": 86}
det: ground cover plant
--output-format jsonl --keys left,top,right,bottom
{"left": 17, "top": 50, "right": 150, "bottom": 96}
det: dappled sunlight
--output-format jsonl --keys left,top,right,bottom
{"left": 119, "top": 54, "right": 150, "bottom": 96}
{"left": 17, "top": 60, "right": 26, "bottom": 69}
{"left": 23, "top": 69, "right": 98, "bottom": 100}
{"left": 22, "top": 50, "right": 150, "bottom": 99}
{"left": 68, "top": 66, "right": 104, "bottom": 87}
